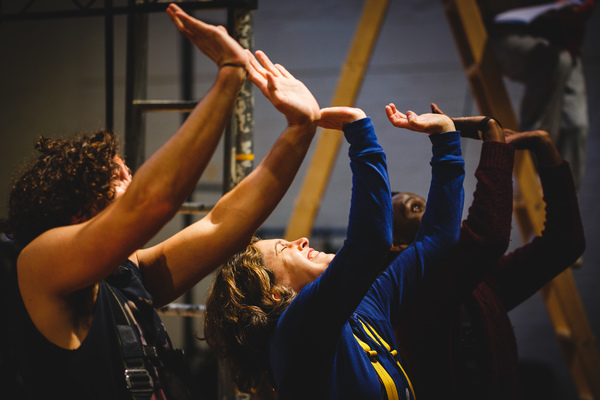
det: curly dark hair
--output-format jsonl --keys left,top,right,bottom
{"left": 7, "top": 130, "right": 120, "bottom": 247}
{"left": 204, "top": 237, "right": 295, "bottom": 393}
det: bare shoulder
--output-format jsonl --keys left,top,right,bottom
{"left": 17, "top": 228, "right": 99, "bottom": 350}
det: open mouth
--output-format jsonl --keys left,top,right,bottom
{"left": 308, "top": 249, "right": 319, "bottom": 260}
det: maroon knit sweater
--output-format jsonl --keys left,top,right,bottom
{"left": 394, "top": 141, "right": 585, "bottom": 399}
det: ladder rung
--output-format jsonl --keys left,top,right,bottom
{"left": 158, "top": 303, "right": 205, "bottom": 317}
{"left": 133, "top": 100, "right": 198, "bottom": 113}
{"left": 179, "top": 202, "right": 214, "bottom": 215}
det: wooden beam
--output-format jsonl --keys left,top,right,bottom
{"left": 284, "top": 0, "right": 391, "bottom": 241}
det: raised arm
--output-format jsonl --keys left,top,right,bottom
{"left": 18, "top": 4, "right": 249, "bottom": 299}
{"left": 274, "top": 106, "right": 392, "bottom": 353}
{"left": 429, "top": 105, "right": 515, "bottom": 296}
{"left": 137, "top": 50, "right": 321, "bottom": 306}
{"left": 375, "top": 105, "right": 465, "bottom": 322}
{"left": 386, "top": 103, "right": 464, "bottom": 262}
{"left": 490, "top": 129, "right": 585, "bottom": 310}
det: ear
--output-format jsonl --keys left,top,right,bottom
{"left": 271, "top": 289, "right": 282, "bottom": 302}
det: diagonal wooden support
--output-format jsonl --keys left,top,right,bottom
{"left": 441, "top": 0, "right": 600, "bottom": 398}
{"left": 284, "top": 0, "right": 391, "bottom": 241}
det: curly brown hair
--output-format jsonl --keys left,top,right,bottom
{"left": 7, "top": 130, "right": 120, "bottom": 247}
{"left": 204, "top": 237, "right": 295, "bottom": 393}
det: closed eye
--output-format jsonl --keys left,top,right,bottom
{"left": 277, "top": 241, "right": 287, "bottom": 254}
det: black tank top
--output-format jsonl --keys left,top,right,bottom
{"left": 8, "top": 260, "right": 196, "bottom": 399}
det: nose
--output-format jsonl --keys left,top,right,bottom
{"left": 290, "top": 237, "right": 309, "bottom": 249}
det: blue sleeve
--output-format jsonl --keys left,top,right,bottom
{"left": 273, "top": 117, "right": 392, "bottom": 346}
{"left": 363, "top": 131, "right": 465, "bottom": 325}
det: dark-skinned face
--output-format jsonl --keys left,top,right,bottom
{"left": 391, "top": 192, "right": 426, "bottom": 251}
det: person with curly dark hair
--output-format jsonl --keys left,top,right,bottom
{"left": 8, "top": 130, "right": 122, "bottom": 247}
{"left": 204, "top": 105, "right": 466, "bottom": 399}
{"left": 6, "top": 4, "right": 322, "bottom": 399}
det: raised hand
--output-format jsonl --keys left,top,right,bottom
{"left": 386, "top": 103, "right": 454, "bottom": 134}
{"left": 247, "top": 50, "right": 320, "bottom": 126}
{"left": 430, "top": 103, "right": 504, "bottom": 142}
{"left": 166, "top": 4, "right": 249, "bottom": 68}
{"left": 504, "top": 128, "right": 562, "bottom": 167}
{"left": 318, "top": 107, "right": 367, "bottom": 130}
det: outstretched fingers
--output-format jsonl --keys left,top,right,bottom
{"left": 386, "top": 104, "right": 454, "bottom": 134}
{"left": 255, "top": 50, "right": 285, "bottom": 78}
{"left": 167, "top": 3, "right": 247, "bottom": 68}
{"left": 386, "top": 103, "right": 408, "bottom": 128}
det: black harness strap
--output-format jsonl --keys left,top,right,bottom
{"left": 106, "top": 283, "right": 156, "bottom": 400}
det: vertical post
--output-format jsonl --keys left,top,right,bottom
{"left": 219, "top": 8, "right": 255, "bottom": 400}
{"left": 179, "top": 23, "right": 199, "bottom": 368}
{"left": 104, "top": 0, "right": 114, "bottom": 132}
{"left": 223, "top": 7, "right": 255, "bottom": 194}
{"left": 124, "top": 0, "right": 148, "bottom": 172}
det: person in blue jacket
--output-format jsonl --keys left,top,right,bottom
{"left": 204, "top": 104, "right": 465, "bottom": 399}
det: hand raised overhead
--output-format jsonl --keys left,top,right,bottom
{"left": 386, "top": 103, "right": 455, "bottom": 134}
{"left": 430, "top": 103, "right": 504, "bottom": 142}
{"left": 247, "top": 50, "right": 320, "bottom": 127}
{"left": 166, "top": 4, "right": 249, "bottom": 69}
{"left": 504, "top": 128, "right": 562, "bottom": 167}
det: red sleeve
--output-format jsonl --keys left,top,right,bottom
{"left": 486, "top": 161, "right": 585, "bottom": 311}
{"left": 400, "top": 141, "right": 515, "bottom": 320}
{"left": 448, "top": 141, "right": 515, "bottom": 298}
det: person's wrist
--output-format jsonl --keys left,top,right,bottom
{"left": 217, "top": 64, "right": 246, "bottom": 88}
{"left": 438, "top": 118, "right": 455, "bottom": 133}
{"left": 481, "top": 119, "right": 505, "bottom": 142}
{"left": 345, "top": 110, "right": 367, "bottom": 126}
{"left": 287, "top": 113, "right": 320, "bottom": 130}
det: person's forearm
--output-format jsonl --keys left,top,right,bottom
{"left": 344, "top": 118, "right": 392, "bottom": 249}
{"left": 417, "top": 131, "right": 465, "bottom": 257}
{"left": 531, "top": 135, "right": 563, "bottom": 168}
{"left": 122, "top": 67, "right": 245, "bottom": 221}
{"left": 147, "top": 120, "right": 318, "bottom": 305}
{"left": 211, "top": 120, "right": 318, "bottom": 239}
{"left": 454, "top": 141, "right": 514, "bottom": 293}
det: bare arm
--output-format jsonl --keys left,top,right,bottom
{"left": 18, "top": 5, "right": 248, "bottom": 302}
{"left": 137, "top": 50, "right": 321, "bottom": 306}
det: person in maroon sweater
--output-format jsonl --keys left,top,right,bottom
{"left": 392, "top": 104, "right": 585, "bottom": 399}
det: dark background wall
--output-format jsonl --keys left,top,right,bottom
{"left": 1, "top": 1, "right": 598, "bottom": 398}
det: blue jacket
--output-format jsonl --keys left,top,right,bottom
{"left": 269, "top": 117, "right": 465, "bottom": 399}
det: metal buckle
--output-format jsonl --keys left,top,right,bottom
{"left": 124, "top": 368, "right": 154, "bottom": 393}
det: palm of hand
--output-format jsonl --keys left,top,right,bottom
{"left": 269, "top": 77, "right": 319, "bottom": 125}
{"left": 388, "top": 109, "right": 452, "bottom": 134}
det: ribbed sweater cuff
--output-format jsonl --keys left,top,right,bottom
{"left": 478, "top": 141, "right": 515, "bottom": 171}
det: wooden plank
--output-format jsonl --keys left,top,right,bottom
{"left": 441, "top": 0, "right": 600, "bottom": 397}
{"left": 284, "top": 0, "right": 391, "bottom": 241}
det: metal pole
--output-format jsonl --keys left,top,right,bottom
{"left": 219, "top": 8, "right": 255, "bottom": 400}
{"left": 104, "top": 0, "right": 114, "bottom": 131}
{"left": 223, "top": 7, "right": 254, "bottom": 193}
{"left": 124, "top": 0, "right": 148, "bottom": 172}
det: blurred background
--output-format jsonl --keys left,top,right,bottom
{"left": 1, "top": 0, "right": 598, "bottom": 398}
